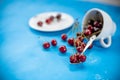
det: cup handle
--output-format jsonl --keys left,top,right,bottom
{"left": 100, "top": 36, "right": 111, "bottom": 48}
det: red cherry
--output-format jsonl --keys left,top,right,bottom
{"left": 51, "top": 39, "right": 57, "bottom": 46}
{"left": 75, "top": 53, "right": 81, "bottom": 60}
{"left": 70, "top": 55, "right": 78, "bottom": 63}
{"left": 61, "top": 34, "right": 67, "bottom": 41}
{"left": 77, "top": 46, "right": 83, "bottom": 53}
{"left": 87, "top": 25, "right": 94, "bottom": 32}
{"left": 97, "top": 22, "right": 102, "bottom": 28}
{"left": 68, "top": 38, "right": 74, "bottom": 46}
{"left": 46, "top": 18, "right": 52, "bottom": 24}
{"left": 78, "top": 36, "right": 84, "bottom": 42}
{"left": 74, "top": 41, "right": 79, "bottom": 47}
{"left": 59, "top": 45, "right": 67, "bottom": 53}
{"left": 79, "top": 54, "right": 86, "bottom": 62}
{"left": 56, "top": 14, "right": 61, "bottom": 20}
{"left": 37, "top": 21, "right": 43, "bottom": 26}
{"left": 88, "top": 44, "right": 93, "bottom": 49}
{"left": 94, "top": 21, "right": 99, "bottom": 27}
{"left": 43, "top": 42, "right": 50, "bottom": 49}
{"left": 49, "top": 16, "right": 54, "bottom": 21}
{"left": 81, "top": 42, "right": 86, "bottom": 48}
{"left": 84, "top": 29, "right": 92, "bottom": 36}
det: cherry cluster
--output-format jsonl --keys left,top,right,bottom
{"left": 37, "top": 14, "right": 61, "bottom": 27}
{"left": 42, "top": 19, "right": 103, "bottom": 64}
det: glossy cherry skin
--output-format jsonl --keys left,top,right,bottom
{"left": 84, "top": 29, "right": 92, "bottom": 36}
{"left": 77, "top": 46, "right": 83, "bottom": 53}
{"left": 51, "top": 39, "right": 57, "bottom": 46}
{"left": 59, "top": 45, "right": 67, "bottom": 53}
{"left": 46, "top": 18, "right": 52, "bottom": 24}
{"left": 79, "top": 54, "right": 86, "bottom": 62}
{"left": 81, "top": 42, "right": 86, "bottom": 48}
{"left": 70, "top": 55, "right": 78, "bottom": 63}
{"left": 87, "top": 25, "right": 94, "bottom": 32}
{"left": 67, "top": 38, "right": 74, "bottom": 46}
{"left": 43, "top": 42, "right": 50, "bottom": 49}
{"left": 61, "top": 34, "right": 67, "bottom": 41}
{"left": 37, "top": 21, "right": 43, "bottom": 26}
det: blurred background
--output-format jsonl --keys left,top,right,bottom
{"left": 84, "top": 0, "right": 120, "bottom": 6}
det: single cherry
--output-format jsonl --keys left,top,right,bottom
{"left": 77, "top": 46, "right": 83, "bottom": 53}
{"left": 79, "top": 54, "right": 86, "bottom": 62}
{"left": 74, "top": 41, "right": 79, "bottom": 47}
{"left": 87, "top": 25, "right": 94, "bottom": 32}
{"left": 94, "top": 21, "right": 99, "bottom": 27}
{"left": 46, "top": 18, "right": 52, "bottom": 24}
{"left": 81, "top": 42, "right": 86, "bottom": 48}
{"left": 56, "top": 13, "right": 61, "bottom": 20}
{"left": 51, "top": 39, "right": 57, "bottom": 46}
{"left": 59, "top": 45, "right": 67, "bottom": 53}
{"left": 37, "top": 21, "right": 43, "bottom": 26}
{"left": 43, "top": 42, "right": 50, "bottom": 49}
{"left": 68, "top": 38, "right": 74, "bottom": 46}
{"left": 70, "top": 55, "right": 78, "bottom": 63}
{"left": 49, "top": 16, "right": 54, "bottom": 21}
{"left": 84, "top": 29, "right": 92, "bottom": 36}
{"left": 61, "top": 34, "right": 67, "bottom": 41}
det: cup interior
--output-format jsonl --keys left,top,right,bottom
{"left": 83, "top": 10, "right": 103, "bottom": 37}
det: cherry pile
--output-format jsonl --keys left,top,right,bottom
{"left": 37, "top": 13, "right": 62, "bottom": 27}
{"left": 42, "top": 19, "right": 103, "bottom": 64}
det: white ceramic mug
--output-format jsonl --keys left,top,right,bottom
{"left": 82, "top": 8, "right": 116, "bottom": 48}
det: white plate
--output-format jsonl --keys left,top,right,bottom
{"left": 28, "top": 12, "right": 74, "bottom": 32}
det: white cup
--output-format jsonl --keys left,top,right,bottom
{"left": 82, "top": 8, "right": 116, "bottom": 48}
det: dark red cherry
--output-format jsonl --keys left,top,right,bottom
{"left": 43, "top": 42, "right": 50, "bottom": 49}
{"left": 56, "top": 14, "right": 61, "bottom": 20}
{"left": 78, "top": 36, "right": 84, "bottom": 42}
{"left": 87, "top": 25, "right": 94, "bottom": 32}
{"left": 94, "top": 21, "right": 99, "bottom": 27}
{"left": 61, "top": 34, "right": 67, "bottom": 41}
{"left": 51, "top": 39, "right": 57, "bottom": 46}
{"left": 79, "top": 54, "right": 86, "bottom": 62}
{"left": 46, "top": 18, "right": 52, "bottom": 24}
{"left": 70, "top": 55, "right": 78, "bottom": 63}
{"left": 68, "top": 38, "right": 74, "bottom": 46}
{"left": 59, "top": 45, "right": 67, "bottom": 53}
{"left": 84, "top": 29, "right": 92, "bottom": 36}
{"left": 49, "top": 16, "right": 54, "bottom": 21}
{"left": 81, "top": 42, "right": 86, "bottom": 48}
{"left": 37, "top": 21, "right": 43, "bottom": 26}
{"left": 77, "top": 46, "right": 83, "bottom": 53}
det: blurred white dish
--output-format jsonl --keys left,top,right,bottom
{"left": 28, "top": 12, "right": 74, "bottom": 32}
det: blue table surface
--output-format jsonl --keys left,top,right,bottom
{"left": 0, "top": 0, "right": 120, "bottom": 80}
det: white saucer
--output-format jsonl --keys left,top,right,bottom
{"left": 28, "top": 12, "right": 74, "bottom": 32}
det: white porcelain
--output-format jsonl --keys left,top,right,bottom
{"left": 82, "top": 8, "right": 116, "bottom": 48}
{"left": 29, "top": 12, "right": 74, "bottom": 32}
